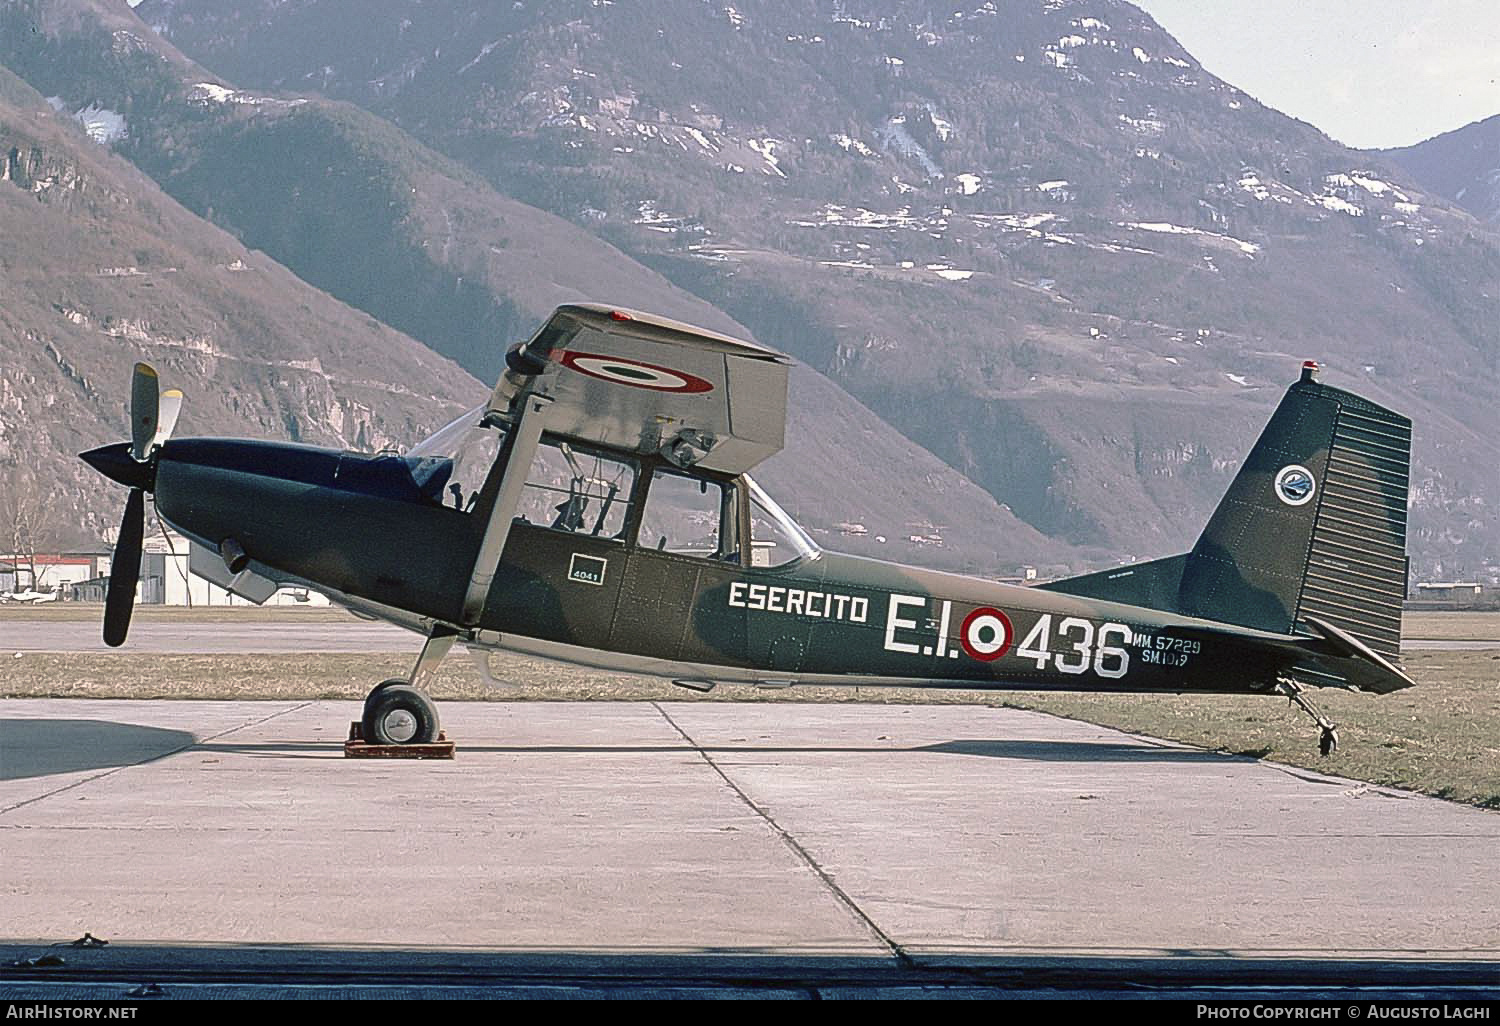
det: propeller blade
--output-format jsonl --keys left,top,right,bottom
{"left": 103, "top": 488, "right": 145, "bottom": 648}
{"left": 153, "top": 388, "right": 183, "bottom": 451}
{"left": 130, "top": 363, "right": 159, "bottom": 461}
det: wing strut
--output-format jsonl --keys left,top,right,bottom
{"left": 460, "top": 394, "right": 552, "bottom": 626}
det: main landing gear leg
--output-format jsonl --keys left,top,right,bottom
{"left": 1275, "top": 676, "right": 1339, "bottom": 757}
{"left": 359, "top": 626, "right": 457, "bottom": 746}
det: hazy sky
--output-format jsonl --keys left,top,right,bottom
{"left": 1134, "top": 0, "right": 1500, "bottom": 149}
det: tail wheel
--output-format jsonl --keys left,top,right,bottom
{"left": 362, "top": 682, "right": 441, "bottom": 745}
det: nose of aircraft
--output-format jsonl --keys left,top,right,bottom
{"left": 80, "top": 441, "right": 156, "bottom": 491}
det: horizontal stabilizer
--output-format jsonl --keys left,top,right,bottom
{"left": 1037, "top": 553, "right": 1187, "bottom": 609}
{"left": 1301, "top": 615, "right": 1416, "bottom": 694}
{"left": 1152, "top": 617, "right": 1415, "bottom": 695}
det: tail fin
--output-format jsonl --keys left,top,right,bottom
{"left": 1177, "top": 363, "right": 1411, "bottom": 656}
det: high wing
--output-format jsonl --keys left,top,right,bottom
{"left": 491, "top": 304, "right": 790, "bottom": 475}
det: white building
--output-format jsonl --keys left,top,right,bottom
{"left": 1, "top": 551, "right": 109, "bottom": 594}
{"left": 140, "top": 532, "right": 329, "bottom": 607}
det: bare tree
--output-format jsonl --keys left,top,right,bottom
{"left": 0, "top": 464, "right": 51, "bottom": 592}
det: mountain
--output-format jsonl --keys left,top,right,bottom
{"left": 1378, "top": 115, "right": 1500, "bottom": 227}
{"left": 133, "top": 0, "right": 1500, "bottom": 580}
{"left": 0, "top": 73, "right": 482, "bottom": 551}
{"left": 1, "top": 0, "right": 1075, "bottom": 573}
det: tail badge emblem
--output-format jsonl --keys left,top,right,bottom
{"left": 1274, "top": 465, "right": 1316, "bottom": 506}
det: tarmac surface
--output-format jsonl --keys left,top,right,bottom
{"left": 1, "top": 699, "right": 1496, "bottom": 997}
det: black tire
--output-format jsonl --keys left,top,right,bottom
{"left": 364, "top": 677, "right": 408, "bottom": 710}
{"left": 362, "top": 683, "right": 441, "bottom": 745}
{"left": 361, "top": 677, "right": 408, "bottom": 732}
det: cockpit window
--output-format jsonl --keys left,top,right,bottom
{"left": 514, "top": 438, "right": 635, "bottom": 540}
{"left": 747, "top": 476, "right": 818, "bottom": 568}
{"left": 407, "top": 404, "right": 504, "bottom": 513}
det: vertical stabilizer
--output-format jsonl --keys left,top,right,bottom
{"left": 1177, "top": 364, "right": 1410, "bottom": 656}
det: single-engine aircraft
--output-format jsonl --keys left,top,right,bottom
{"left": 81, "top": 305, "right": 1414, "bottom": 755}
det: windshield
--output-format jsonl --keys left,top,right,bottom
{"left": 408, "top": 404, "right": 505, "bottom": 512}
{"left": 746, "top": 475, "right": 818, "bottom": 568}
{"left": 410, "top": 405, "right": 487, "bottom": 459}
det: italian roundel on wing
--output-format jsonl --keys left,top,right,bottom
{"left": 558, "top": 351, "right": 714, "bottom": 394}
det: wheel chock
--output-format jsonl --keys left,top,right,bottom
{"left": 343, "top": 721, "right": 456, "bottom": 759}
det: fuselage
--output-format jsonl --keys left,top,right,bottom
{"left": 150, "top": 435, "right": 1303, "bottom": 696}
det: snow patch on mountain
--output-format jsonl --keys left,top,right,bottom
{"left": 973, "top": 212, "right": 1056, "bottom": 230}
{"left": 793, "top": 204, "right": 927, "bottom": 230}
{"left": 747, "top": 138, "right": 787, "bottom": 177}
{"left": 1123, "top": 221, "right": 1259, "bottom": 255}
{"left": 1119, "top": 113, "right": 1164, "bottom": 136}
{"left": 878, "top": 116, "right": 942, "bottom": 177}
{"left": 928, "top": 265, "right": 974, "bottom": 281}
{"left": 1347, "top": 173, "right": 1408, "bottom": 201}
{"left": 927, "top": 109, "right": 954, "bottom": 141}
{"left": 192, "top": 82, "right": 234, "bottom": 103}
{"left": 1237, "top": 173, "right": 1269, "bottom": 200}
{"left": 634, "top": 201, "right": 707, "bottom": 235}
{"left": 458, "top": 40, "right": 503, "bottom": 75}
{"left": 189, "top": 81, "right": 306, "bottom": 110}
{"left": 1315, "top": 195, "right": 1363, "bottom": 217}
{"left": 832, "top": 133, "right": 877, "bottom": 157}
{"left": 71, "top": 105, "right": 126, "bottom": 145}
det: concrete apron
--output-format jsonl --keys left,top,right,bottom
{"left": 1, "top": 700, "right": 1496, "bottom": 966}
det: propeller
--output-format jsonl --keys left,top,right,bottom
{"left": 154, "top": 389, "right": 183, "bottom": 451}
{"left": 82, "top": 363, "right": 183, "bottom": 648}
{"left": 130, "top": 362, "right": 158, "bottom": 461}
{"left": 103, "top": 488, "right": 145, "bottom": 647}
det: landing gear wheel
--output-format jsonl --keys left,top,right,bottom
{"left": 362, "top": 682, "right": 441, "bottom": 745}
{"left": 1319, "top": 725, "right": 1339, "bottom": 757}
{"left": 364, "top": 677, "right": 407, "bottom": 709}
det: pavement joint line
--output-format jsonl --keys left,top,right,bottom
{"left": 1263, "top": 763, "right": 1418, "bottom": 796}
{"left": 0, "top": 700, "right": 313, "bottom": 817}
{"left": 649, "top": 701, "right": 914, "bottom": 970}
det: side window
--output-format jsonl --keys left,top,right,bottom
{"left": 638, "top": 470, "right": 739, "bottom": 562}
{"left": 513, "top": 440, "right": 635, "bottom": 540}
